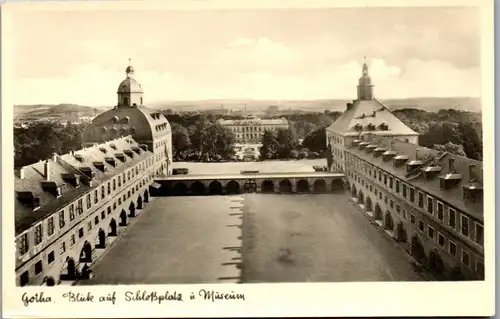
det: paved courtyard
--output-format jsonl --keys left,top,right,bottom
{"left": 80, "top": 191, "right": 426, "bottom": 284}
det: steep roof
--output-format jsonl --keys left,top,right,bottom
{"left": 347, "top": 137, "right": 483, "bottom": 221}
{"left": 327, "top": 99, "right": 418, "bottom": 137}
{"left": 15, "top": 136, "right": 153, "bottom": 235}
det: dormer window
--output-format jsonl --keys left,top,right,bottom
{"left": 406, "top": 160, "right": 424, "bottom": 172}
{"left": 122, "top": 116, "right": 130, "bottom": 124}
{"left": 358, "top": 142, "right": 369, "bottom": 150}
{"left": 93, "top": 161, "right": 107, "bottom": 172}
{"left": 379, "top": 123, "right": 388, "bottom": 131}
{"left": 74, "top": 154, "right": 84, "bottom": 162}
{"left": 41, "top": 181, "right": 63, "bottom": 198}
{"left": 393, "top": 155, "right": 409, "bottom": 167}
{"left": 354, "top": 124, "right": 363, "bottom": 132}
{"left": 462, "top": 184, "right": 483, "bottom": 203}
{"left": 139, "top": 144, "right": 149, "bottom": 151}
{"left": 115, "top": 153, "right": 127, "bottom": 162}
{"left": 352, "top": 140, "right": 361, "bottom": 147}
{"left": 79, "top": 167, "right": 95, "bottom": 180}
{"left": 110, "top": 144, "right": 117, "bottom": 150}
{"left": 101, "top": 126, "right": 108, "bottom": 133}
{"left": 124, "top": 150, "right": 134, "bottom": 158}
{"left": 373, "top": 147, "right": 386, "bottom": 157}
{"left": 131, "top": 146, "right": 141, "bottom": 155}
{"left": 366, "top": 123, "right": 375, "bottom": 131}
{"left": 62, "top": 173, "right": 81, "bottom": 188}
{"left": 423, "top": 165, "right": 442, "bottom": 180}
{"left": 99, "top": 147, "right": 107, "bottom": 154}
{"left": 366, "top": 144, "right": 377, "bottom": 154}
{"left": 112, "top": 116, "right": 119, "bottom": 124}
{"left": 382, "top": 150, "right": 396, "bottom": 161}
{"left": 17, "top": 191, "right": 41, "bottom": 210}
{"left": 105, "top": 157, "right": 117, "bottom": 167}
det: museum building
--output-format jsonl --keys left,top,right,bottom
{"left": 219, "top": 117, "right": 289, "bottom": 143}
{"left": 326, "top": 61, "right": 484, "bottom": 280}
{"left": 14, "top": 63, "right": 172, "bottom": 286}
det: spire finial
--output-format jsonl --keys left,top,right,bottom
{"left": 125, "top": 59, "right": 135, "bottom": 77}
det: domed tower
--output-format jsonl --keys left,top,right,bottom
{"left": 117, "top": 64, "right": 144, "bottom": 107}
{"left": 82, "top": 62, "right": 173, "bottom": 176}
{"left": 357, "top": 57, "right": 374, "bottom": 100}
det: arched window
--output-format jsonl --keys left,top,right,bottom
{"left": 123, "top": 96, "right": 129, "bottom": 106}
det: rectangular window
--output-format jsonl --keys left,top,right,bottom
{"left": 476, "top": 261, "right": 485, "bottom": 278}
{"left": 123, "top": 173, "right": 126, "bottom": 184}
{"left": 410, "top": 187, "right": 415, "bottom": 202}
{"left": 60, "top": 241, "right": 66, "bottom": 255}
{"left": 59, "top": 210, "right": 65, "bottom": 228}
{"left": 438, "top": 232, "right": 445, "bottom": 247}
{"left": 78, "top": 227, "right": 84, "bottom": 238}
{"left": 418, "top": 220, "right": 424, "bottom": 232}
{"left": 20, "top": 271, "right": 29, "bottom": 286}
{"left": 461, "top": 215, "right": 469, "bottom": 237}
{"left": 34, "top": 224, "right": 43, "bottom": 245}
{"left": 107, "top": 207, "right": 111, "bottom": 215}
{"left": 19, "top": 233, "right": 29, "bottom": 255}
{"left": 47, "top": 217, "right": 54, "bottom": 236}
{"left": 95, "top": 216, "right": 99, "bottom": 225}
{"left": 69, "top": 204, "right": 75, "bottom": 221}
{"left": 448, "top": 208, "right": 457, "bottom": 228}
{"left": 76, "top": 200, "right": 83, "bottom": 215}
{"left": 427, "top": 226, "right": 435, "bottom": 239}
{"left": 395, "top": 180, "right": 400, "bottom": 193}
{"left": 70, "top": 234, "right": 76, "bottom": 247}
{"left": 390, "top": 200, "right": 394, "bottom": 208}
{"left": 94, "top": 189, "right": 99, "bottom": 204}
{"left": 107, "top": 182, "right": 111, "bottom": 195}
{"left": 87, "top": 221, "right": 92, "bottom": 231}
{"left": 475, "top": 223, "right": 484, "bottom": 246}
{"left": 35, "top": 261, "right": 43, "bottom": 275}
{"left": 101, "top": 185, "right": 105, "bottom": 199}
{"left": 101, "top": 211, "right": 105, "bottom": 220}
{"left": 113, "top": 179, "right": 116, "bottom": 191}
{"left": 449, "top": 241, "right": 457, "bottom": 256}
{"left": 437, "top": 202, "right": 444, "bottom": 221}
{"left": 384, "top": 174, "right": 387, "bottom": 185}
{"left": 427, "top": 196, "right": 433, "bottom": 215}
{"left": 418, "top": 192, "right": 424, "bottom": 208}
{"left": 118, "top": 198, "right": 122, "bottom": 205}
{"left": 396, "top": 205, "right": 401, "bottom": 214}
{"left": 48, "top": 251, "right": 55, "bottom": 264}
{"left": 86, "top": 193, "right": 91, "bottom": 209}
{"left": 118, "top": 176, "right": 122, "bottom": 187}
{"left": 462, "top": 250, "right": 470, "bottom": 266}
{"left": 389, "top": 177, "right": 393, "bottom": 188}
{"left": 402, "top": 184, "right": 407, "bottom": 198}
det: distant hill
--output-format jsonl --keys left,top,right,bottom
{"left": 14, "top": 97, "right": 481, "bottom": 120}
{"left": 14, "top": 104, "right": 110, "bottom": 121}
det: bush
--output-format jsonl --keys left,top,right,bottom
{"left": 289, "top": 150, "right": 299, "bottom": 159}
{"left": 298, "top": 151, "right": 308, "bottom": 159}
{"left": 309, "top": 152, "right": 319, "bottom": 159}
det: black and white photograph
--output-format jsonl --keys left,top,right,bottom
{"left": 2, "top": 0, "right": 495, "bottom": 317}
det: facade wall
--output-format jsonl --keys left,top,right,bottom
{"left": 221, "top": 121, "right": 289, "bottom": 144}
{"left": 344, "top": 150, "right": 484, "bottom": 280}
{"left": 15, "top": 155, "right": 155, "bottom": 286}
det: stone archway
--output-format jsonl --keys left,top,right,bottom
{"left": 137, "top": 196, "right": 143, "bottom": 209}
{"left": 396, "top": 222, "right": 407, "bottom": 243}
{"left": 358, "top": 190, "right": 365, "bottom": 205}
{"left": 428, "top": 249, "right": 445, "bottom": 275}
{"left": 190, "top": 181, "right": 205, "bottom": 195}
{"left": 351, "top": 184, "right": 357, "bottom": 197}
{"left": 119, "top": 210, "right": 127, "bottom": 226}
{"left": 144, "top": 190, "right": 149, "bottom": 202}
{"left": 296, "top": 179, "right": 309, "bottom": 193}
{"left": 261, "top": 180, "right": 274, "bottom": 193}
{"left": 411, "top": 235, "right": 427, "bottom": 264}
{"left": 384, "top": 211, "right": 394, "bottom": 230}
{"left": 109, "top": 219, "right": 117, "bottom": 236}
{"left": 171, "top": 182, "right": 187, "bottom": 196}
{"left": 226, "top": 180, "right": 240, "bottom": 194}
{"left": 96, "top": 229, "right": 106, "bottom": 248}
{"left": 374, "top": 204, "right": 382, "bottom": 220}
{"left": 129, "top": 201, "right": 136, "bottom": 217}
{"left": 365, "top": 197, "right": 373, "bottom": 211}
{"left": 208, "top": 180, "right": 223, "bottom": 195}
{"left": 80, "top": 241, "right": 92, "bottom": 263}
{"left": 313, "top": 179, "right": 327, "bottom": 193}
{"left": 331, "top": 179, "right": 344, "bottom": 192}
{"left": 279, "top": 179, "right": 293, "bottom": 193}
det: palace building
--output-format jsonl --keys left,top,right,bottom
{"left": 326, "top": 60, "right": 484, "bottom": 280}
{"left": 82, "top": 64, "right": 173, "bottom": 176}
{"left": 14, "top": 63, "right": 171, "bottom": 286}
{"left": 219, "top": 117, "right": 289, "bottom": 144}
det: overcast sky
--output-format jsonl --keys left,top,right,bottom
{"left": 10, "top": 6, "right": 480, "bottom": 106}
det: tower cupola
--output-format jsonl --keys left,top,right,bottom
{"left": 357, "top": 57, "right": 374, "bottom": 100}
{"left": 117, "top": 59, "right": 144, "bottom": 108}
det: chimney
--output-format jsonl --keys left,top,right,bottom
{"left": 51, "top": 153, "right": 57, "bottom": 162}
{"left": 416, "top": 148, "right": 420, "bottom": 160}
{"left": 19, "top": 167, "right": 25, "bottom": 180}
{"left": 448, "top": 158, "right": 455, "bottom": 173}
{"left": 44, "top": 160, "right": 50, "bottom": 181}
{"left": 468, "top": 164, "right": 476, "bottom": 182}
{"left": 390, "top": 141, "right": 395, "bottom": 150}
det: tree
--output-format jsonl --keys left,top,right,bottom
{"left": 458, "top": 121, "right": 483, "bottom": 160}
{"left": 197, "top": 121, "right": 235, "bottom": 161}
{"left": 301, "top": 127, "right": 327, "bottom": 153}
{"left": 432, "top": 142, "right": 467, "bottom": 157}
{"left": 260, "top": 130, "right": 279, "bottom": 160}
{"left": 289, "top": 150, "right": 298, "bottom": 159}
{"left": 171, "top": 123, "right": 191, "bottom": 159}
{"left": 276, "top": 128, "right": 298, "bottom": 159}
